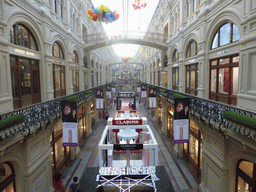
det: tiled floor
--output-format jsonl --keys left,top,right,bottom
{"left": 62, "top": 102, "right": 199, "bottom": 192}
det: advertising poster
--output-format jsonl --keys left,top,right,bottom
{"left": 141, "top": 84, "right": 147, "bottom": 99}
{"left": 149, "top": 87, "right": 156, "bottom": 109}
{"left": 112, "top": 83, "right": 115, "bottom": 93}
{"left": 96, "top": 98, "right": 104, "bottom": 110}
{"left": 137, "top": 83, "right": 141, "bottom": 93}
{"left": 149, "top": 97, "right": 156, "bottom": 109}
{"left": 174, "top": 98, "right": 190, "bottom": 144}
{"left": 62, "top": 100, "right": 78, "bottom": 147}
{"left": 106, "top": 85, "right": 112, "bottom": 99}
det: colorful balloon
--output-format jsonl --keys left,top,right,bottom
{"left": 89, "top": 15, "right": 93, "bottom": 20}
{"left": 88, "top": 10, "right": 93, "bottom": 16}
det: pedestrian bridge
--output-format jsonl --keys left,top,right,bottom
{"left": 84, "top": 31, "right": 169, "bottom": 51}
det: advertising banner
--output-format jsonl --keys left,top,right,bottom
{"left": 96, "top": 98, "right": 104, "bottom": 110}
{"left": 141, "top": 84, "right": 147, "bottom": 99}
{"left": 137, "top": 83, "right": 141, "bottom": 93}
{"left": 62, "top": 100, "right": 78, "bottom": 147}
{"left": 106, "top": 85, "right": 112, "bottom": 99}
{"left": 112, "top": 83, "right": 115, "bottom": 93}
{"left": 149, "top": 97, "right": 156, "bottom": 109}
{"left": 174, "top": 98, "right": 190, "bottom": 144}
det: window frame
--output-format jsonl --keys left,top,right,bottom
{"left": 185, "top": 63, "right": 198, "bottom": 96}
{"left": 211, "top": 22, "right": 240, "bottom": 50}
{"left": 52, "top": 42, "right": 64, "bottom": 59}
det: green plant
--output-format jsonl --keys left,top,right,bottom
{"left": 223, "top": 111, "right": 256, "bottom": 129}
{"left": 85, "top": 90, "right": 93, "bottom": 94}
{"left": 160, "top": 89, "right": 167, "bottom": 93}
{"left": 64, "top": 95, "right": 78, "bottom": 102}
{"left": 0, "top": 114, "right": 25, "bottom": 131}
{"left": 173, "top": 93, "right": 188, "bottom": 98}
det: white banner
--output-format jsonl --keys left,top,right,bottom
{"left": 141, "top": 91, "right": 147, "bottom": 99}
{"left": 149, "top": 97, "right": 156, "bottom": 109}
{"left": 63, "top": 122, "right": 78, "bottom": 147}
{"left": 174, "top": 119, "right": 189, "bottom": 144}
{"left": 96, "top": 98, "right": 104, "bottom": 110}
{"left": 137, "top": 87, "right": 141, "bottom": 93}
{"left": 106, "top": 91, "right": 112, "bottom": 99}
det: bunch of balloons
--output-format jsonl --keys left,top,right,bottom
{"left": 132, "top": 0, "right": 147, "bottom": 10}
{"left": 87, "top": 4, "right": 120, "bottom": 24}
{"left": 121, "top": 57, "right": 136, "bottom": 63}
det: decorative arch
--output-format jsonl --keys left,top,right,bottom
{"left": 185, "top": 39, "right": 198, "bottom": 58}
{"left": 72, "top": 50, "right": 79, "bottom": 63}
{"left": 51, "top": 34, "right": 68, "bottom": 59}
{"left": 205, "top": 10, "right": 241, "bottom": 51}
{"left": 172, "top": 49, "right": 179, "bottom": 63}
{"left": 52, "top": 41, "right": 64, "bottom": 59}
{"left": 6, "top": 12, "right": 44, "bottom": 52}
{"left": 183, "top": 32, "right": 199, "bottom": 58}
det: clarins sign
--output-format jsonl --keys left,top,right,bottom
{"left": 112, "top": 119, "right": 142, "bottom": 125}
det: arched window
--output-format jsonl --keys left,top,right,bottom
{"left": 52, "top": 42, "right": 64, "bottom": 59}
{"left": 211, "top": 23, "right": 240, "bottom": 49}
{"left": 172, "top": 49, "right": 179, "bottom": 63}
{"left": 72, "top": 51, "right": 78, "bottom": 63}
{"left": 236, "top": 160, "right": 255, "bottom": 192}
{"left": 158, "top": 59, "right": 161, "bottom": 68}
{"left": 9, "top": 23, "right": 38, "bottom": 51}
{"left": 0, "top": 162, "right": 16, "bottom": 192}
{"left": 186, "top": 40, "right": 197, "bottom": 58}
{"left": 83, "top": 56, "right": 87, "bottom": 68}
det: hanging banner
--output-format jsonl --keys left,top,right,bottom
{"left": 141, "top": 84, "right": 147, "bottom": 99}
{"left": 111, "top": 83, "right": 116, "bottom": 93}
{"left": 137, "top": 83, "right": 141, "bottom": 93}
{"left": 174, "top": 98, "right": 190, "bottom": 144}
{"left": 62, "top": 100, "right": 78, "bottom": 147}
{"left": 149, "top": 87, "right": 156, "bottom": 109}
{"left": 106, "top": 85, "right": 112, "bottom": 99}
{"left": 96, "top": 88, "right": 104, "bottom": 110}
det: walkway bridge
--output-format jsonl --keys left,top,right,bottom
{"left": 84, "top": 31, "right": 169, "bottom": 51}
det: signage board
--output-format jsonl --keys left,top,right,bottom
{"left": 114, "top": 144, "right": 143, "bottom": 150}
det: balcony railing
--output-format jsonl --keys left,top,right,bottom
{"left": 0, "top": 84, "right": 112, "bottom": 141}
{"left": 142, "top": 83, "right": 256, "bottom": 141}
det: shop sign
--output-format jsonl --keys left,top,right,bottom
{"left": 217, "top": 49, "right": 229, "bottom": 55}
{"left": 15, "top": 48, "right": 35, "bottom": 56}
{"left": 114, "top": 144, "right": 143, "bottom": 150}
{"left": 112, "top": 119, "right": 142, "bottom": 125}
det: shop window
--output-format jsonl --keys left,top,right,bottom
{"left": 51, "top": 121, "right": 71, "bottom": 176}
{"left": 53, "top": 64, "right": 66, "bottom": 98}
{"left": 0, "top": 162, "right": 16, "bottom": 192}
{"left": 185, "top": 64, "right": 198, "bottom": 96}
{"left": 211, "top": 23, "right": 240, "bottom": 49}
{"left": 172, "top": 67, "right": 179, "bottom": 91}
{"left": 158, "top": 71, "right": 161, "bottom": 86}
{"left": 9, "top": 23, "right": 38, "bottom": 51}
{"left": 78, "top": 107, "right": 87, "bottom": 145}
{"left": 186, "top": 40, "right": 197, "bottom": 58}
{"left": 172, "top": 49, "right": 179, "bottom": 63}
{"left": 209, "top": 55, "right": 239, "bottom": 105}
{"left": 167, "top": 106, "right": 174, "bottom": 141}
{"left": 10, "top": 56, "right": 41, "bottom": 109}
{"left": 72, "top": 70, "right": 79, "bottom": 93}
{"left": 236, "top": 160, "right": 256, "bottom": 192}
{"left": 158, "top": 59, "right": 161, "bottom": 68}
{"left": 53, "top": 42, "right": 64, "bottom": 59}
{"left": 183, "top": 120, "right": 202, "bottom": 181}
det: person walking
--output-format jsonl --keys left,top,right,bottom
{"left": 53, "top": 174, "right": 66, "bottom": 192}
{"left": 102, "top": 111, "right": 105, "bottom": 121}
{"left": 69, "top": 176, "right": 79, "bottom": 192}
{"left": 105, "top": 111, "right": 109, "bottom": 122}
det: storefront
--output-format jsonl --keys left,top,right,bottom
{"left": 236, "top": 160, "right": 256, "bottom": 192}
{"left": 51, "top": 121, "right": 71, "bottom": 177}
{"left": 167, "top": 106, "right": 174, "bottom": 142}
{"left": 183, "top": 120, "right": 202, "bottom": 181}
{"left": 90, "top": 102, "right": 95, "bottom": 128}
{"left": 78, "top": 107, "right": 87, "bottom": 146}
{"left": 0, "top": 162, "right": 16, "bottom": 192}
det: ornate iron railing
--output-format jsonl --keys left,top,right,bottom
{"left": 0, "top": 84, "right": 112, "bottom": 141}
{"left": 85, "top": 31, "right": 169, "bottom": 44}
{"left": 143, "top": 83, "right": 256, "bottom": 141}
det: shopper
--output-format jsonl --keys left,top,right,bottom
{"left": 102, "top": 111, "right": 105, "bottom": 120}
{"left": 69, "top": 176, "right": 79, "bottom": 192}
{"left": 105, "top": 111, "right": 109, "bottom": 121}
{"left": 53, "top": 174, "right": 66, "bottom": 192}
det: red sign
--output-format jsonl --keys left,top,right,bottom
{"left": 112, "top": 119, "right": 142, "bottom": 125}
